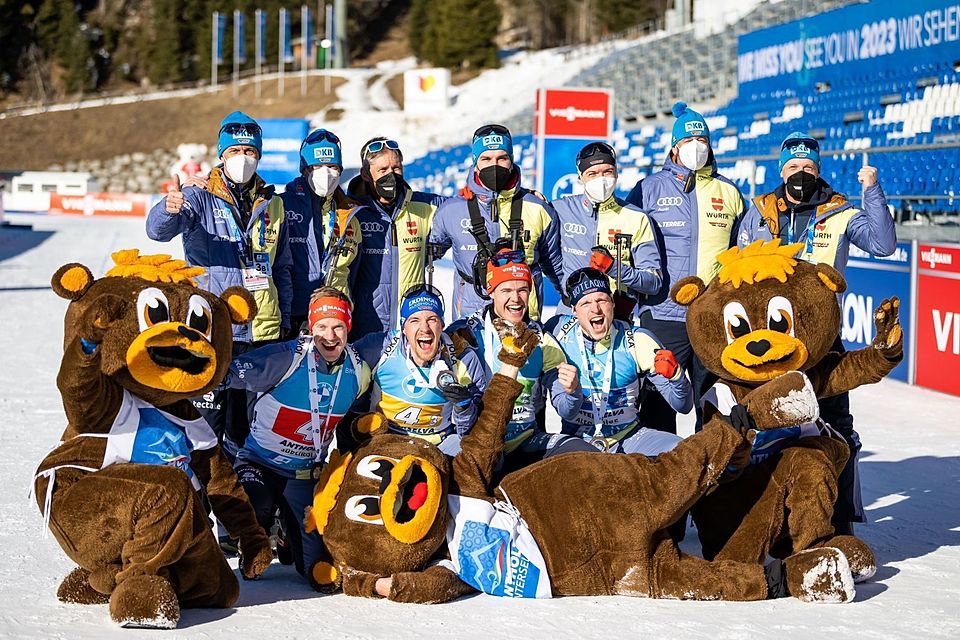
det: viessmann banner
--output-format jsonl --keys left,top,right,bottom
{"left": 737, "top": 0, "right": 960, "bottom": 96}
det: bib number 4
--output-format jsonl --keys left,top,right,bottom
{"left": 394, "top": 406, "right": 422, "bottom": 425}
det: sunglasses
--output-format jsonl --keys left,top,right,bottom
{"left": 402, "top": 283, "right": 444, "bottom": 302}
{"left": 221, "top": 122, "right": 262, "bottom": 138}
{"left": 565, "top": 267, "right": 609, "bottom": 293}
{"left": 473, "top": 124, "right": 510, "bottom": 141}
{"left": 576, "top": 141, "right": 616, "bottom": 162}
{"left": 782, "top": 136, "right": 820, "bottom": 153}
{"left": 489, "top": 250, "right": 525, "bottom": 267}
{"left": 362, "top": 139, "right": 401, "bottom": 157}
{"left": 304, "top": 129, "right": 340, "bottom": 145}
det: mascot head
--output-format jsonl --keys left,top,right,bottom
{"left": 51, "top": 249, "right": 256, "bottom": 406}
{"left": 671, "top": 239, "right": 846, "bottom": 385}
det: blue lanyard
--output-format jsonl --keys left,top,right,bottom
{"left": 786, "top": 210, "right": 816, "bottom": 257}
{"left": 223, "top": 206, "right": 266, "bottom": 266}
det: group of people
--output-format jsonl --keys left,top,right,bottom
{"left": 146, "top": 101, "right": 896, "bottom": 587}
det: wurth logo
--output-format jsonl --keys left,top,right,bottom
{"left": 548, "top": 106, "right": 606, "bottom": 122}
{"left": 711, "top": 197, "right": 724, "bottom": 212}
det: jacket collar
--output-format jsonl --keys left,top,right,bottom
{"left": 207, "top": 166, "right": 273, "bottom": 211}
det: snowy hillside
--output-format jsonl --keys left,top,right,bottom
{"left": 1, "top": 214, "right": 958, "bottom": 639}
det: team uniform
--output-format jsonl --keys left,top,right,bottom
{"left": 446, "top": 308, "right": 581, "bottom": 454}
{"left": 354, "top": 331, "right": 489, "bottom": 455}
{"left": 547, "top": 315, "right": 691, "bottom": 455}
{"left": 346, "top": 177, "right": 444, "bottom": 338}
{"left": 280, "top": 177, "right": 363, "bottom": 325}
{"left": 219, "top": 336, "right": 370, "bottom": 577}
{"left": 429, "top": 168, "right": 564, "bottom": 321}
{"left": 551, "top": 193, "right": 662, "bottom": 312}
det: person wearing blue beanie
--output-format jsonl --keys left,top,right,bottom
{"left": 218, "top": 111, "right": 263, "bottom": 157}
{"left": 778, "top": 131, "right": 821, "bottom": 171}
{"left": 671, "top": 101, "right": 709, "bottom": 147}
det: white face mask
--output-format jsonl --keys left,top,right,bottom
{"left": 309, "top": 166, "right": 340, "bottom": 197}
{"left": 583, "top": 175, "right": 617, "bottom": 204}
{"left": 224, "top": 154, "right": 258, "bottom": 184}
{"left": 677, "top": 140, "right": 710, "bottom": 171}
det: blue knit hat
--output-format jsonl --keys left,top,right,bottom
{"left": 400, "top": 287, "right": 444, "bottom": 326}
{"left": 218, "top": 111, "right": 263, "bottom": 157}
{"left": 299, "top": 128, "right": 342, "bottom": 173}
{"left": 566, "top": 267, "right": 612, "bottom": 307}
{"left": 472, "top": 124, "right": 514, "bottom": 163}
{"left": 671, "top": 102, "right": 709, "bottom": 148}
{"left": 779, "top": 131, "right": 821, "bottom": 171}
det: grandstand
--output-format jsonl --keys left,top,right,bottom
{"left": 407, "top": 0, "right": 960, "bottom": 220}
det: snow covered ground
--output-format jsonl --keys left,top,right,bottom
{"left": 1, "top": 214, "right": 959, "bottom": 639}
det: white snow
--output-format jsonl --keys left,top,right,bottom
{"left": 2, "top": 214, "right": 960, "bottom": 638}
{"left": 797, "top": 549, "right": 855, "bottom": 604}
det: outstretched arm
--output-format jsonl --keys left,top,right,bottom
{"left": 342, "top": 562, "right": 474, "bottom": 604}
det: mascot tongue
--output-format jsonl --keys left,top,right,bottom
{"left": 407, "top": 482, "right": 428, "bottom": 510}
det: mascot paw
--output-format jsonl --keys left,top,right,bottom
{"left": 109, "top": 574, "right": 179, "bottom": 629}
{"left": 493, "top": 319, "right": 539, "bottom": 367}
{"left": 239, "top": 536, "right": 274, "bottom": 580}
{"left": 782, "top": 548, "right": 855, "bottom": 604}
{"left": 743, "top": 371, "right": 819, "bottom": 429}
{"left": 449, "top": 327, "right": 478, "bottom": 357}
{"left": 309, "top": 560, "right": 342, "bottom": 594}
{"left": 872, "top": 297, "right": 903, "bottom": 356}
{"left": 57, "top": 567, "right": 110, "bottom": 605}
{"left": 816, "top": 535, "right": 876, "bottom": 583}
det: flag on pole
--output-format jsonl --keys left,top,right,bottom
{"left": 280, "top": 8, "right": 294, "bottom": 63}
{"left": 235, "top": 11, "right": 246, "bottom": 64}
{"left": 303, "top": 5, "right": 313, "bottom": 66}
{"left": 214, "top": 12, "right": 226, "bottom": 65}
{"left": 256, "top": 9, "right": 267, "bottom": 64}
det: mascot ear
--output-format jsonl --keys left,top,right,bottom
{"left": 671, "top": 276, "right": 707, "bottom": 306}
{"left": 815, "top": 264, "right": 847, "bottom": 294}
{"left": 51, "top": 263, "right": 94, "bottom": 300}
{"left": 220, "top": 287, "right": 258, "bottom": 324}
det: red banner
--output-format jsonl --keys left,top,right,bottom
{"left": 914, "top": 243, "right": 960, "bottom": 396}
{"left": 539, "top": 88, "right": 612, "bottom": 138}
{"left": 49, "top": 193, "right": 149, "bottom": 217}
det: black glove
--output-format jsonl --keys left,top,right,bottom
{"left": 438, "top": 373, "right": 472, "bottom": 411}
{"left": 729, "top": 403, "right": 757, "bottom": 441}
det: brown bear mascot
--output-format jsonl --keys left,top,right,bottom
{"left": 303, "top": 319, "right": 861, "bottom": 605}
{"left": 32, "top": 250, "right": 274, "bottom": 629}
{"left": 670, "top": 239, "right": 903, "bottom": 587}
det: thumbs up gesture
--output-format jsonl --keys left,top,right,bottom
{"left": 165, "top": 174, "right": 185, "bottom": 214}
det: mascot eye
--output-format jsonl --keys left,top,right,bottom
{"left": 356, "top": 455, "right": 398, "bottom": 481}
{"left": 722, "top": 301, "right": 752, "bottom": 344}
{"left": 185, "top": 295, "right": 213, "bottom": 339}
{"left": 767, "top": 296, "right": 795, "bottom": 336}
{"left": 136, "top": 287, "right": 170, "bottom": 332}
{"left": 344, "top": 495, "right": 384, "bottom": 525}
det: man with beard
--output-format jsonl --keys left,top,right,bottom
{"left": 546, "top": 267, "right": 691, "bottom": 456}
{"left": 446, "top": 249, "right": 589, "bottom": 471}
{"left": 430, "top": 124, "right": 564, "bottom": 321}
{"left": 353, "top": 286, "right": 488, "bottom": 456}
{"left": 735, "top": 131, "right": 896, "bottom": 535}
{"left": 347, "top": 137, "right": 444, "bottom": 339}
{"left": 216, "top": 287, "right": 370, "bottom": 588}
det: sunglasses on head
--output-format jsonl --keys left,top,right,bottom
{"left": 782, "top": 136, "right": 820, "bottom": 153}
{"left": 305, "top": 129, "right": 340, "bottom": 145}
{"left": 576, "top": 142, "right": 616, "bottom": 162}
{"left": 362, "top": 139, "right": 401, "bottom": 157}
{"left": 489, "top": 250, "right": 525, "bottom": 267}
{"left": 473, "top": 124, "right": 510, "bottom": 141}
{"left": 565, "top": 266, "right": 608, "bottom": 292}
{"left": 221, "top": 122, "right": 262, "bottom": 137}
{"left": 402, "top": 283, "right": 444, "bottom": 302}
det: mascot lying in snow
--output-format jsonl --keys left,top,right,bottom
{"left": 304, "top": 319, "right": 860, "bottom": 604}
{"left": 670, "top": 239, "right": 903, "bottom": 591}
{"left": 33, "top": 250, "right": 273, "bottom": 629}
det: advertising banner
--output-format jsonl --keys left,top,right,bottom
{"left": 840, "top": 242, "right": 912, "bottom": 382}
{"left": 258, "top": 119, "right": 309, "bottom": 186}
{"left": 914, "top": 242, "right": 960, "bottom": 396}
{"left": 49, "top": 193, "right": 150, "bottom": 217}
{"left": 403, "top": 68, "right": 451, "bottom": 115}
{"left": 737, "top": 0, "right": 960, "bottom": 96}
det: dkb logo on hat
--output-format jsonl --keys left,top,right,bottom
{"left": 482, "top": 134, "right": 505, "bottom": 148}
{"left": 684, "top": 121, "right": 706, "bottom": 134}
{"left": 314, "top": 147, "right": 336, "bottom": 160}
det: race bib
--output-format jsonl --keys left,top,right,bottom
{"left": 242, "top": 253, "right": 272, "bottom": 291}
{"left": 446, "top": 494, "right": 551, "bottom": 599}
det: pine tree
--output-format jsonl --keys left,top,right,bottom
{"left": 419, "top": 0, "right": 500, "bottom": 70}
{"left": 408, "top": 0, "right": 431, "bottom": 60}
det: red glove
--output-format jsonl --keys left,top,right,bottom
{"left": 590, "top": 245, "right": 614, "bottom": 273}
{"left": 653, "top": 349, "right": 679, "bottom": 379}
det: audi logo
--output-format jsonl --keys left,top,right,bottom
{"left": 656, "top": 197, "right": 683, "bottom": 207}
{"left": 563, "top": 222, "right": 588, "bottom": 235}
{"left": 360, "top": 222, "right": 385, "bottom": 232}
{"left": 285, "top": 211, "right": 304, "bottom": 223}
{"left": 459, "top": 218, "right": 472, "bottom": 229}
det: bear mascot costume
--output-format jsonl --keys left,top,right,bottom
{"left": 33, "top": 250, "right": 274, "bottom": 628}
{"left": 303, "top": 319, "right": 862, "bottom": 605}
{"left": 670, "top": 239, "right": 903, "bottom": 587}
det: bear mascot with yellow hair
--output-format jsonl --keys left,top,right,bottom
{"left": 302, "top": 318, "right": 866, "bottom": 605}
{"left": 33, "top": 250, "right": 274, "bottom": 629}
{"left": 670, "top": 239, "right": 903, "bottom": 595}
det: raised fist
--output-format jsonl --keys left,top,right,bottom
{"left": 492, "top": 319, "right": 540, "bottom": 368}
{"left": 80, "top": 294, "right": 129, "bottom": 344}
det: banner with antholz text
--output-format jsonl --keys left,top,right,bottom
{"left": 49, "top": 193, "right": 150, "bottom": 217}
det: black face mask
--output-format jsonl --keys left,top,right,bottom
{"left": 785, "top": 171, "right": 818, "bottom": 203}
{"left": 478, "top": 165, "right": 512, "bottom": 192}
{"left": 374, "top": 172, "right": 399, "bottom": 201}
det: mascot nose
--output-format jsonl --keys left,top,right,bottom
{"left": 178, "top": 325, "right": 203, "bottom": 341}
{"left": 746, "top": 339, "right": 771, "bottom": 357}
